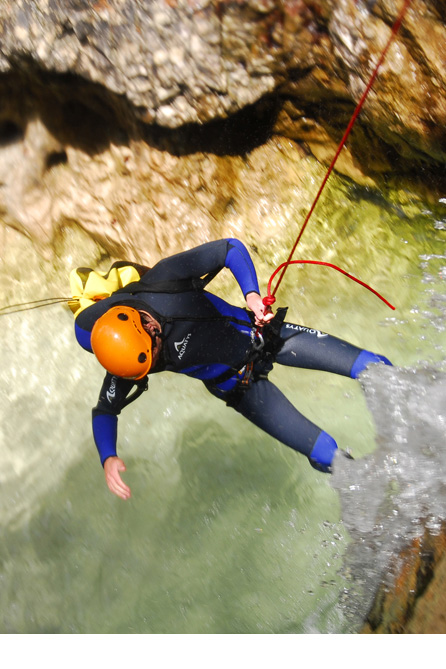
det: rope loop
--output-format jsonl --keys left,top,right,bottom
{"left": 265, "top": 260, "right": 395, "bottom": 311}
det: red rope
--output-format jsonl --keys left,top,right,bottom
{"left": 266, "top": 0, "right": 412, "bottom": 307}
{"left": 264, "top": 260, "right": 395, "bottom": 310}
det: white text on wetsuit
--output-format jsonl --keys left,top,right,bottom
{"left": 106, "top": 376, "right": 117, "bottom": 403}
{"left": 285, "top": 324, "right": 328, "bottom": 338}
{"left": 174, "top": 333, "right": 192, "bottom": 359}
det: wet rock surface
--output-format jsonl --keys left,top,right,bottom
{"left": 1, "top": 0, "right": 445, "bottom": 264}
{"left": 0, "top": 1, "right": 445, "bottom": 167}
{"left": 362, "top": 526, "right": 446, "bottom": 633}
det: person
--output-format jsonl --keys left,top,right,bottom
{"left": 73, "top": 238, "right": 392, "bottom": 500}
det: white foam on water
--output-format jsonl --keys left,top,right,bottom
{"left": 332, "top": 331, "right": 446, "bottom": 623}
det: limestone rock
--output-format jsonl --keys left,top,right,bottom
{"left": 0, "top": 0, "right": 445, "bottom": 262}
{"left": 278, "top": 0, "right": 446, "bottom": 176}
{"left": 0, "top": 0, "right": 445, "bottom": 172}
{"left": 0, "top": 0, "right": 279, "bottom": 127}
{"left": 362, "top": 526, "right": 446, "bottom": 633}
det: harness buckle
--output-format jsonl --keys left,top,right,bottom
{"left": 251, "top": 328, "right": 264, "bottom": 352}
{"left": 241, "top": 361, "right": 254, "bottom": 386}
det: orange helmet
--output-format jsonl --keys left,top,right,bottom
{"left": 91, "top": 306, "right": 152, "bottom": 380}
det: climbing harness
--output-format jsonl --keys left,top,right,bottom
{"left": 206, "top": 307, "right": 289, "bottom": 407}
{"left": 264, "top": 0, "right": 412, "bottom": 310}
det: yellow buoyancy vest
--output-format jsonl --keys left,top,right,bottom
{"left": 69, "top": 264, "right": 142, "bottom": 318}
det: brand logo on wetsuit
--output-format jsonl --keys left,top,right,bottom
{"left": 106, "top": 376, "right": 117, "bottom": 403}
{"left": 174, "top": 334, "right": 192, "bottom": 359}
{"left": 285, "top": 324, "right": 328, "bottom": 338}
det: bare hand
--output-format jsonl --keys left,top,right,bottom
{"left": 103, "top": 456, "right": 131, "bottom": 500}
{"left": 246, "top": 292, "right": 274, "bottom": 327}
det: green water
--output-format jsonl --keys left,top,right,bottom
{"left": 1, "top": 177, "right": 445, "bottom": 633}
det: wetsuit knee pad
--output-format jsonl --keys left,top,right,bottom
{"left": 350, "top": 350, "right": 392, "bottom": 379}
{"left": 308, "top": 431, "right": 338, "bottom": 473}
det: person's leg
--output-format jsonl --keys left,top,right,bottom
{"left": 235, "top": 322, "right": 391, "bottom": 471}
{"left": 233, "top": 377, "right": 337, "bottom": 473}
{"left": 275, "top": 323, "right": 392, "bottom": 378}
{"left": 207, "top": 324, "right": 392, "bottom": 473}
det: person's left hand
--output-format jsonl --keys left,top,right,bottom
{"left": 246, "top": 292, "right": 274, "bottom": 327}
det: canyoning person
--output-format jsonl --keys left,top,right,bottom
{"left": 72, "top": 238, "right": 392, "bottom": 500}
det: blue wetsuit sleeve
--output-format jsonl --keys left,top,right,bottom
{"left": 75, "top": 320, "right": 93, "bottom": 352}
{"left": 144, "top": 238, "right": 260, "bottom": 298}
{"left": 92, "top": 373, "right": 137, "bottom": 465}
{"left": 225, "top": 239, "right": 260, "bottom": 297}
{"left": 308, "top": 431, "right": 338, "bottom": 473}
{"left": 93, "top": 413, "right": 118, "bottom": 465}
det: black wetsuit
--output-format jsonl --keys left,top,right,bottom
{"left": 74, "top": 238, "right": 391, "bottom": 472}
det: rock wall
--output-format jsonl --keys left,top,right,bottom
{"left": 362, "top": 526, "right": 446, "bottom": 633}
{"left": 0, "top": 0, "right": 445, "bottom": 272}
{"left": 1, "top": 1, "right": 444, "bottom": 162}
